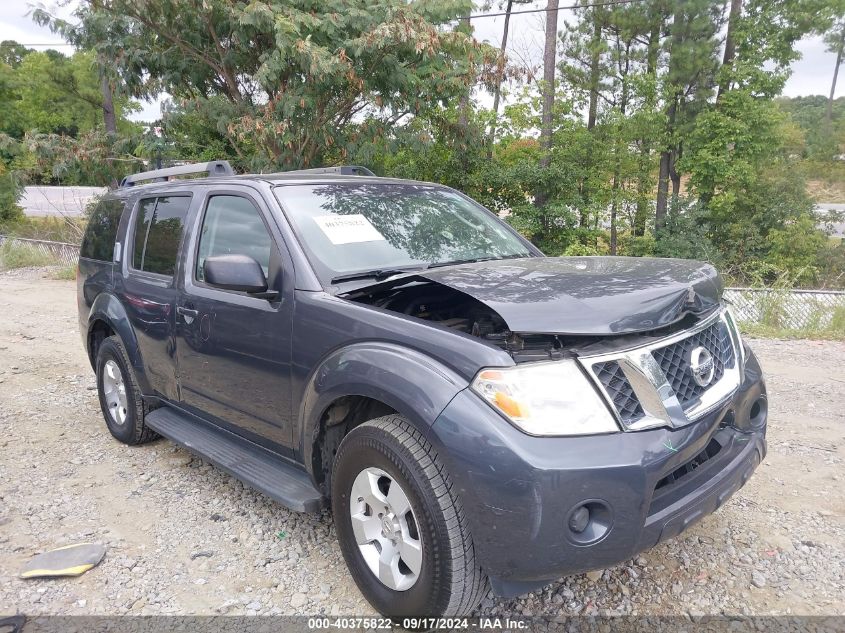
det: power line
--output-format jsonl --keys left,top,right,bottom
{"left": 468, "top": 0, "right": 646, "bottom": 19}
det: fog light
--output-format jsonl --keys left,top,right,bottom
{"left": 568, "top": 506, "right": 590, "bottom": 533}
{"left": 565, "top": 500, "right": 613, "bottom": 545}
{"left": 749, "top": 396, "right": 767, "bottom": 428}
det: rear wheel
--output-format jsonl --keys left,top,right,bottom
{"left": 331, "top": 415, "right": 488, "bottom": 617}
{"left": 95, "top": 336, "right": 158, "bottom": 445}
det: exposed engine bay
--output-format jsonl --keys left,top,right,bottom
{"left": 343, "top": 279, "right": 588, "bottom": 362}
{"left": 342, "top": 275, "right": 719, "bottom": 362}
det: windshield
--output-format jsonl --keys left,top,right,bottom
{"left": 273, "top": 183, "right": 533, "bottom": 283}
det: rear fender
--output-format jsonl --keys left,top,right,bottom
{"left": 87, "top": 292, "right": 151, "bottom": 394}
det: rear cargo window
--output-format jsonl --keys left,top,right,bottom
{"left": 131, "top": 195, "right": 191, "bottom": 276}
{"left": 80, "top": 198, "right": 125, "bottom": 261}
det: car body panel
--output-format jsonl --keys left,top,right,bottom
{"left": 426, "top": 349, "right": 766, "bottom": 595}
{"left": 344, "top": 256, "right": 723, "bottom": 336}
{"left": 291, "top": 290, "right": 513, "bottom": 470}
{"left": 173, "top": 184, "right": 297, "bottom": 454}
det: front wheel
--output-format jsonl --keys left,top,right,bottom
{"left": 331, "top": 415, "right": 488, "bottom": 617}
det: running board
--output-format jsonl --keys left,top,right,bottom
{"left": 144, "top": 407, "right": 324, "bottom": 513}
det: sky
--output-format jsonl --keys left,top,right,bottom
{"left": 2, "top": 0, "right": 842, "bottom": 123}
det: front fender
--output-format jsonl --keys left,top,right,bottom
{"left": 298, "top": 341, "right": 469, "bottom": 477}
{"left": 87, "top": 292, "right": 151, "bottom": 394}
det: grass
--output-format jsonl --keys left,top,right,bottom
{"left": 741, "top": 323, "right": 845, "bottom": 341}
{"left": 0, "top": 240, "right": 59, "bottom": 269}
{"left": 0, "top": 216, "right": 84, "bottom": 244}
{"left": 739, "top": 304, "right": 845, "bottom": 341}
{"left": 49, "top": 264, "right": 77, "bottom": 280}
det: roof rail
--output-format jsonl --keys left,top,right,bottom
{"left": 275, "top": 166, "right": 375, "bottom": 177}
{"left": 119, "top": 160, "right": 235, "bottom": 188}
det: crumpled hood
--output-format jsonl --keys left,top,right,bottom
{"left": 415, "top": 256, "right": 723, "bottom": 335}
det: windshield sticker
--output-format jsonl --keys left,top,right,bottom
{"left": 313, "top": 214, "right": 386, "bottom": 245}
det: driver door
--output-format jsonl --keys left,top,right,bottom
{"left": 174, "top": 188, "right": 294, "bottom": 453}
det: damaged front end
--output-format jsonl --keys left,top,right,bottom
{"left": 338, "top": 256, "right": 725, "bottom": 363}
{"left": 341, "top": 276, "right": 582, "bottom": 362}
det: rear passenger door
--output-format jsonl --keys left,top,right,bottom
{"left": 118, "top": 193, "right": 193, "bottom": 401}
{"left": 174, "top": 188, "right": 295, "bottom": 453}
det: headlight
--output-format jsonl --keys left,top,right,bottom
{"left": 470, "top": 360, "right": 619, "bottom": 436}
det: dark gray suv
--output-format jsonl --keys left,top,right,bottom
{"left": 77, "top": 161, "right": 768, "bottom": 617}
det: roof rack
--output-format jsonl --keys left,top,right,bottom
{"left": 119, "top": 160, "right": 235, "bottom": 188}
{"left": 274, "top": 166, "right": 375, "bottom": 177}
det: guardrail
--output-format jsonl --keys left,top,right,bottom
{"left": 0, "top": 235, "right": 81, "bottom": 267}
{"left": 724, "top": 287, "right": 845, "bottom": 330}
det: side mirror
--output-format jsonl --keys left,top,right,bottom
{"left": 204, "top": 254, "right": 272, "bottom": 296}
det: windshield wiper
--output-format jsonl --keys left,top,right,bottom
{"left": 426, "top": 253, "right": 528, "bottom": 269}
{"left": 330, "top": 267, "right": 423, "bottom": 284}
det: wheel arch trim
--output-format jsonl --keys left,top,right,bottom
{"left": 86, "top": 292, "right": 151, "bottom": 394}
{"left": 298, "top": 341, "right": 469, "bottom": 481}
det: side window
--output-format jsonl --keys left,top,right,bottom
{"left": 131, "top": 196, "right": 191, "bottom": 276}
{"left": 80, "top": 198, "right": 125, "bottom": 261}
{"left": 196, "top": 195, "right": 273, "bottom": 282}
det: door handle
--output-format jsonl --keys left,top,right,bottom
{"left": 177, "top": 306, "right": 199, "bottom": 322}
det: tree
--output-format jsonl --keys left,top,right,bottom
{"left": 534, "top": 0, "right": 560, "bottom": 215}
{"left": 38, "top": 0, "right": 485, "bottom": 171}
{"left": 0, "top": 40, "right": 32, "bottom": 68}
{"left": 0, "top": 47, "right": 137, "bottom": 141}
{"left": 538, "top": 0, "right": 560, "bottom": 168}
{"left": 717, "top": 0, "right": 742, "bottom": 101}
{"left": 826, "top": 20, "right": 845, "bottom": 127}
{"left": 488, "top": 0, "right": 532, "bottom": 155}
{"left": 654, "top": 0, "right": 721, "bottom": 229}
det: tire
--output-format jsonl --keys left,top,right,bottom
{"left": 95, "top": 335, "right": 158, "bottom": 445}
{"left": 331, "top": 414, "right": 489, "bottom": 617}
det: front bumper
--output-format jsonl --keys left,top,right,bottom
{"left": 427, "top": 346, "right": 767, "bottom": 598}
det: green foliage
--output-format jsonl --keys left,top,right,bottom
{"left": 0, "top": 240, "right": 59, "bottom": 269}
{"left": 0, "top": 216, "right": 86, "bottom": 244}
{"left": 0, "top": 48, "right": 138, "bottom": 140}
{"left": 45, "top": 0, "right": 489, "bottom": 170}
{"left": 0, "top": 41, "right": 143, "bottom": 192}
{"left": 766, "top": 214, "right": 829, "bottom": 284}
{"left": 50, "top": 264, "right": 78, "bottom": 280}
{"left": 8, "top": 0, "right": 843, "bottom": 291}
{"left": 777, "top": 96, "right": 845, "bottom": 160}
{"left": 0, "top": 159, "right": 23, "bottom": 222}
{"left": 653, "top": 202, "right": 720, "bottom": 264}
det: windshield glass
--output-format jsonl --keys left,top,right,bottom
{"left": 273, "top": 183, "right": 532, "bottom": 282}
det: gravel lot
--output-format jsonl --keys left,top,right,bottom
{"left": 1, "top": 268, "right": 843, "bottom": 618}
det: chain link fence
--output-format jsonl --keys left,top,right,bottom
{"left": 724, "top": 287, "right": 845, "bottom": 330}
{"left": 0, "top": 235, "right": 81, "bottom": 267}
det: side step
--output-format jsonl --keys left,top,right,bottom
{"left": 145, "top": 407, "right": 324, "bottom": 513}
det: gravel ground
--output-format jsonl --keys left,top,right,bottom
{"left": 1, "top": 267, "right": 843, "bottom": 618}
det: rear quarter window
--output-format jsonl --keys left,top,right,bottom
{"left": 80, "top": 198, "right": 125, "bottom": 261}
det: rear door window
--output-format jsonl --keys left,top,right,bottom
{"left": 80, "top": 198, "right": 125, "bottom": 261}
{"left": 131, "top": 195, "right": 191, "bottom": 276}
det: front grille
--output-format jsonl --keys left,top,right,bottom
{"left": 651, "top": 321, "right": 735, "bottom": 410}
{"left": 593, "top": 360, "right": 645, "bottom": 425}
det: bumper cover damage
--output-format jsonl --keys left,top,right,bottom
{"left": 427, "top": 347, "right": 767, "bottom": 598}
